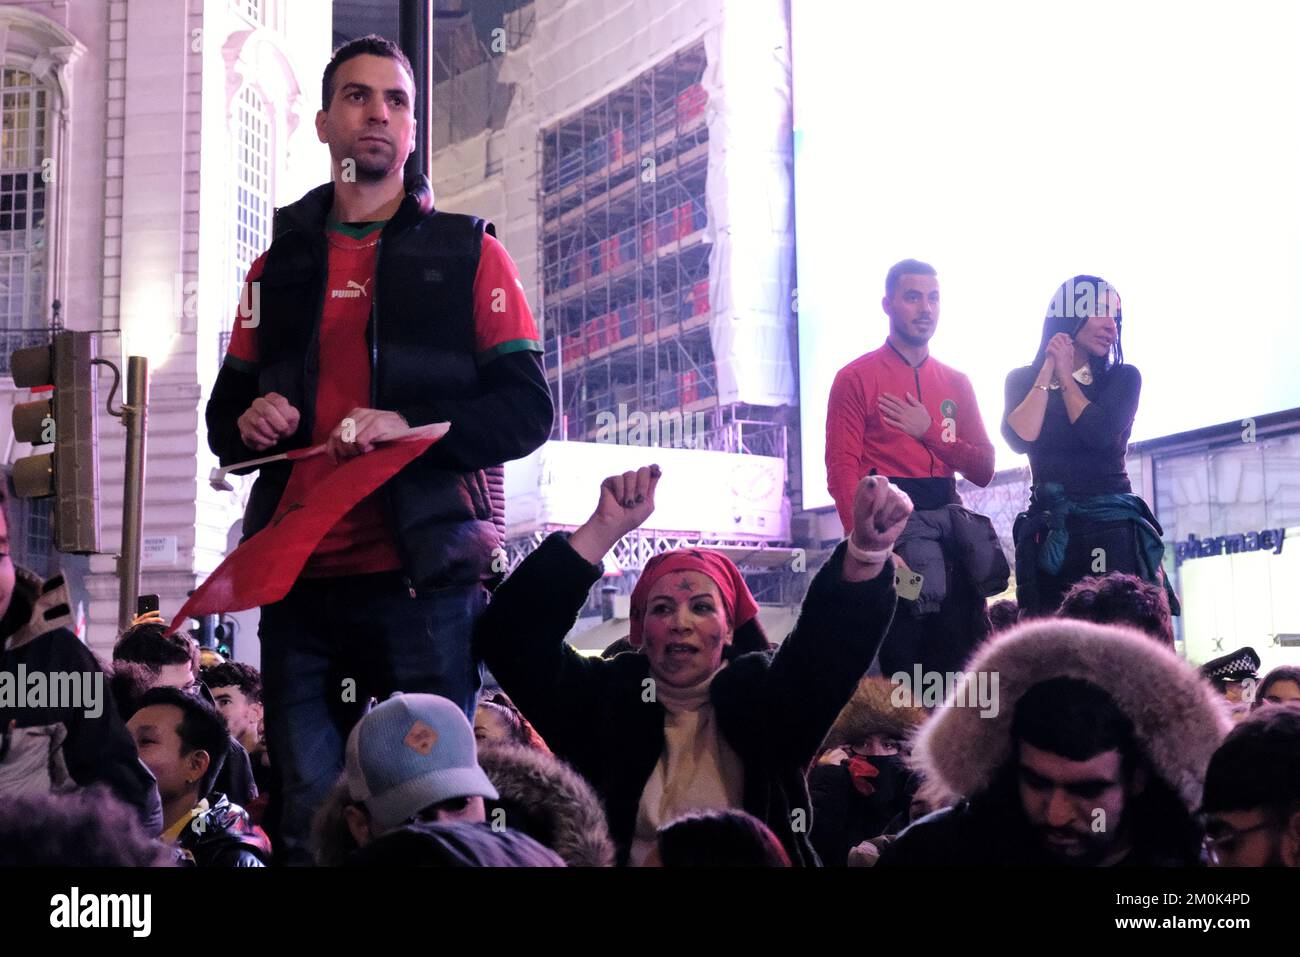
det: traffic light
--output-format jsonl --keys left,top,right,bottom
{"left": 10, "top": 331, "right": 101, "bottom": 553}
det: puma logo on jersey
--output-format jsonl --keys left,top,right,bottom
{"left": 331, "top": 278, "right": 371, "bottom": 299}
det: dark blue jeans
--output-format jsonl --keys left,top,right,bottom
{"left": 258, "top": 571, "right": 487, "bottom": 866}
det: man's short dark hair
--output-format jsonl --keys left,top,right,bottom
{"left": 1057, "top": 573, "right": 1174, "bottom": 647}
{"left": 1201, "top": 706, "right": 1300, "bottom": 815}
{"left": 1001, "top": 677, "right": 1200, "bottom": 862}
{"left": 1011, "top": 676, "right": 1139, "bottom": 768}
{"left": 322, "top": 34, "right": 415, "bottom": 110}
{"left": 202, "top": 660, "right": 262, "bottom": 704}
{"left": 132, "top": 686, "right": 230, "bottom": 796}
{"left": 113, "top": 622, "right": 199, "bottom": 675}
{"left": 885, "top": 259, "right": 937, "bottom": 298}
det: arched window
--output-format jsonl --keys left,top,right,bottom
{"left": 0, "top": 65, "right": 50, "bottom": 337}
{"left": 0, "top": 9, "right": 84, "bottom": 370}
{"left": 226, "top": 84, "right": 272, "bottom": 350}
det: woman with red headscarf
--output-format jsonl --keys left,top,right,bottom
{"left": 474, "top": 466, "right": 911, "bottom": 865}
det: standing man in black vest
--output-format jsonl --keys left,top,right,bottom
{"left": 205, "top": 36, "right": 552, "bottom": 864}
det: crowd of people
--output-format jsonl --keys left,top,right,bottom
{"left": 1, "top": 36, "right": 1296, "bottom": 870}
{"left": 1, "top": 463, "right": 1297, "bottom": 868}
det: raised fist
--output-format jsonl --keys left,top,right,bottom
{"left": 850, "top": 475, "right": 913, "bottom": 555}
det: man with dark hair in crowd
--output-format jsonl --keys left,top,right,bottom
{"left": 825, "top": 258, "right": 1006, "bottom": 676}
{"left": 113, "top": 622, "right": 257, "bottom": 810}
{"left": 111, "top": 623, "right": 201, "bottom": 714}
{"left": 203, "top": 660, "right": 271, "bottom": 801}
{"left": 205, "top": 33, "right": 552, "bottom": 865}
{"left": 0, "top": 484, "right": 161, "bottom": 832}
{"left": 1057, "top": 572, "right": 1175, "bottom": 648}
{"left": 1200, "top": 706, "right": 1300, "bottom": 866}
{"left": 879, "top": 619, "right": 1230, "bottom": 866}
{"left": 126, "top": 687, "right": 270, "bottom": 866}
{"left": 310, "top": 692, "right": 500, "bottom": 866}
{"left": 202, "top": 661, "right": 262, "bottom": 754}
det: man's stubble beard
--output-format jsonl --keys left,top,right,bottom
{"left": 1031, "top": 811, "right": 1132, "bottom": 867}
{"left": 889, "top": 316, "right": 933, "bottom": 349}
{"left": 336, "top": 135, "right": 405, "bottom": 183}
{"left": 354, "top": 152, "right": 400, "bottom": 182}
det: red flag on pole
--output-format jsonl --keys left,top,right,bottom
{"left": 165, "top": 423, "right": 449, "bottom": 635}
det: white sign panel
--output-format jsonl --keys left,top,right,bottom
{"left": 1178, "top": 527, "right": 1300, "bottom": 676}
{"left": 506, "top": 442, "right": 789, "bottom": 541}
{"left": 141, "top": 535, "right": 177, "bottom": 568}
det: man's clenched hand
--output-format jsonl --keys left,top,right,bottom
{"left": 326, "top": 408, "right": 410, "bottom": 462}
{"left": 237, "top": 392, "right": 301, "bottom": 452}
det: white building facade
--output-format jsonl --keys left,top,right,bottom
{"left": 0, "top": 0, "right": 330, "bottom": 658}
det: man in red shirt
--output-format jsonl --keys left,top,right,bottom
{"left": 205, "top": 37, "right": 551, "bottom": 864}
{"left": 826, "top": 259, "right": 1002, "bottom": 676}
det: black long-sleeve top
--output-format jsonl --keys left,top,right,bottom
{"left": 474, "top": 534, "right": 899, "bottom": 866}
{"left": 1002, "top": 363, "right": 1141, "bottom": 497}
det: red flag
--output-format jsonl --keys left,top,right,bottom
{"left": 165, "top": 423, "right": 449, "bottom": 634}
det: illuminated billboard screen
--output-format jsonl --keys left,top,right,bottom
{"left": 793, "top": 0, "right": 1300, "bottom": 513}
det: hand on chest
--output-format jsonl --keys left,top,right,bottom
{"left": 871, "top": 375, "right": 959, "bottom": 440}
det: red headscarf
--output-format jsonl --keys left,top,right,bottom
{"left": 628, "top": 549, "right": 759, "bottom": 648}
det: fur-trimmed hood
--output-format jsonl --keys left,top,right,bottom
{"left": 911, "top": 619, "right": 1231, "bottom": 811}
{"left": 823, "top": 676, "right": 927, "bottom": 751}
{"left": 477, "top": 743, "right": 616, "bottom": 867}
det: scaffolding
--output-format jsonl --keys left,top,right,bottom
{"left": 539, "top": 41, "right": 785, "bottom": 451}
{"left": 505, "top": 526, "right": 813, "bottom": 613}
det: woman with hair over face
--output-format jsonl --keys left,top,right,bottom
{"left": 1002, "top": 275, "right": 1177, "bottom": 618}
{"left": 474, "top": 465, "right": 910, "bottom": 866}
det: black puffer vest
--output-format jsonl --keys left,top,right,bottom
{"left": 243, "top": 174, "right": 502, "bottom": 589}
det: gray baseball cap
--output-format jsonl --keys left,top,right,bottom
{"left": 344, "top": 693, "right": 498, "bottom": 832}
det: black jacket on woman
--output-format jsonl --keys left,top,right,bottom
{"left": 474, "top": 534, "right": 898, "bottom": 865}
{"left": 1001, "top": 362, "right": 1141, "bottom": 498}
{"left": 1001, "top": 363, "right": 1161, "bottom": 615}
